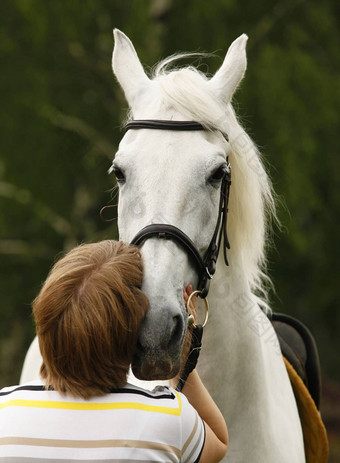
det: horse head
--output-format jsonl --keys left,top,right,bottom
{"left": 111, "top": 30, "right": 248, "bottom": 380}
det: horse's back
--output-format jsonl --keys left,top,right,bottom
{"left": 20, "top": 336, "right": 41, "bottom": 383}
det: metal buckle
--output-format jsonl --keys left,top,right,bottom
{"left": 205, "top": 266, "right": 214, "bottom": 280}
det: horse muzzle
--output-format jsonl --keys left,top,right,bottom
{"left": 132, "top": 352, "right": 180, "bottom": 380}
{"left": 131, "top": 304, "right": 185, "bottom": 380}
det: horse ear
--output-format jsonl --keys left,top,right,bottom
{"left": 112, "top": 29, "right": 150, "bottom": 107}
{"left": 208, "top": 34, "right": 248, "bottom": 102}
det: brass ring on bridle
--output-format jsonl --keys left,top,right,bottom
{"left": 186, "top": 290, "right": 209, "bottom": 328}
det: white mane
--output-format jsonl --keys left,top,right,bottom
{"left": 147, "top": 57, "right": 277, "bottom": 308}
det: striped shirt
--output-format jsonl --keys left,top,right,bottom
{"left": 0, "top": 380, "right": 205, "bottom": 462}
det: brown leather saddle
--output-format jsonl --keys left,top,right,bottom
{"left": 271, "top": 312, "right": 321, "bottom": 410}
{"left": 272, "top": 313, "right": 329, "bottom": 462}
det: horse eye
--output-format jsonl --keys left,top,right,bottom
{"left": 209, "top": 166, "right": 227, "bottom": 183}
{"left": 112, "top": 166, "right": 126, "bottom": 184}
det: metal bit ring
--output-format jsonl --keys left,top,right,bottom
{"left": 186, "top": 290, "right": 209, "bottom": 328}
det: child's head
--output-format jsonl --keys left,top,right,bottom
{"left": 33, "top": 240, "right": 149, "bottom": 399}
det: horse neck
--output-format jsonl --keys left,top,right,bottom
{"left": 199, "top": 253, "right": 283, "bottom": 403}
{"left": 198, "top": 256, "right": 304, "bottom": 462}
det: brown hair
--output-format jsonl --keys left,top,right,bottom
{"left": 33, "top": 240, "right": 149, "bottom": 399}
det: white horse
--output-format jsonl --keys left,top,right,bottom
{"left": 21, "top": 30, "right": 305, "bottom": 462}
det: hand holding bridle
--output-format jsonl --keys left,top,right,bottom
{"left": 176, "top": 285, "right": 206, "bottom": 392}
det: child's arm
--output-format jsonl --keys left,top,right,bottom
{"left": 170, "top": 370, "right": 228, "bottom": 462}
{"left": 170, "top": 286, "right": 228, "bottom": 462}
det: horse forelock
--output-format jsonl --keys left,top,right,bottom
{"left": 152, "top": 58, "right": 227, "bottom": 132}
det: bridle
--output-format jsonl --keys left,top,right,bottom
{"left": 125, "top": 119, "right": 232, "bottom": 299}
{"left": 101, "top": 119, "right": 231, "bottom": 389}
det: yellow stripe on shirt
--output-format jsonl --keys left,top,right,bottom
{"left": 0, "top": 395, "right": 182, "bottom": 416}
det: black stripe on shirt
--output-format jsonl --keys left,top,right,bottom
{"left": 0, "top": 385, "right": 175, "bottom": 401}
{"left": 0, "top": 385, "right": 47, "bottom": 396}
{"left": 109, "top": 387, "right": 175, "bottom": 400}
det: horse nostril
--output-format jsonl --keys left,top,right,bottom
{"left": 169, "top": 314, "right": 184, "bottom": 347}
{"left": 135, "top": 340, "right": 143, "bottom": 353}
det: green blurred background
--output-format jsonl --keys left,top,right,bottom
{"left": 1, "top": 0, "right": 339, "bottom": 459}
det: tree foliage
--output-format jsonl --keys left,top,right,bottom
{"left": 0, "top": 0, "right": 339, "bottom": 390}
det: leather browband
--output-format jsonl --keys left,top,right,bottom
{"left": 125, "top": 119, "right": 229, "bottom": 142}
{"left": 125, "top": 120, "right": 206, "bottom": 132}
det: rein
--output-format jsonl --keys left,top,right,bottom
{"left": 127, "top": 119, "right": 231, "bottom": 299}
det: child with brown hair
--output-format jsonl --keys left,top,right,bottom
{"left": 0, "top": 240, "right": 227, "bottom": 462}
